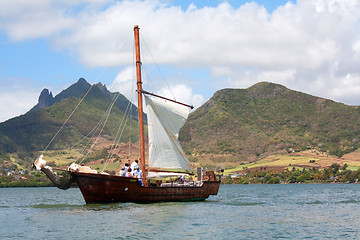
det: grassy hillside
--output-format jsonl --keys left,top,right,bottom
{"left": 2, "top": 81, "right": 360, "bottom": 175}
{"left": 180, "top": 82, "right": 360, "bottom": 169}
{"left": 0, "top": 79, "right": 142, "bottom": 170}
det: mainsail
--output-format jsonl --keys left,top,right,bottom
{"left": 144, "top": 95, "right": 191, "bottom": 172}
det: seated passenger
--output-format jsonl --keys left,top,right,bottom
{"left": 119, "top": 166, "right": 126, "bottom": 176}
{"left": 124, "top": 163, "right": 129, "bottom": 173}
{"left": 125, "top": 167, "right": 134, "bottom": 177}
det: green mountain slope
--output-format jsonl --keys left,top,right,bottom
{"left": 180, "top": 82, "right": 360, "bottom": 164}
{"left": 3, "top": 80, "right": 360, "bottom": 172}
{"left": 0, "top": 78, "right": 140, "bottom": 159}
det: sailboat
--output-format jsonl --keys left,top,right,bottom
{"left": 33, "top": 25, "right": 220, "bottom": 203}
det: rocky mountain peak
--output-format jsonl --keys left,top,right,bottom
{"left": 31, "top": 88, "right": 55, "bottom": 111}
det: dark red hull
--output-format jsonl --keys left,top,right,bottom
{"left": 71, "top": 172, "right": 220, "bottom": 204}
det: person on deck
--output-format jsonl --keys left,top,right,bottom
{"left": 130, "top": 160, "right": 139, "bottom": 172}
{"left": 124, "top": 163, "right": 129, "bottom": 173}
{"left": 119, "top": 166, "right": 126, "bottom": 176}
{"left": 133, "top": 166, "right": 143, "bottom": 186}
{"left": 181, "top": 175, "right": 188, "bottom": 185}
{"left": 125, "top": 167, "right": 134, "bottom": 178}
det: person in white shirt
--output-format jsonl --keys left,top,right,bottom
{"left": 133, "top": 166, "right": 143, "bottom": 186}
{"left": 131, "top": 160, "right": 139, "bottom": 172}
{"left": 124, "top": 163, "right": 129, "bottom": 173}
{"left": 119, "top": 166, "right": 126, "bottom": 176}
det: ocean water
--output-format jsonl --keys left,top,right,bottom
{"left": 1, "top": 184, "right": 359, "bottom": 239}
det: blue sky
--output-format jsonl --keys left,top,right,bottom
{"left": 1, "top": 0, "right": 360, "bottom": 123}
{"left": 173, "top": 0, "right": 293, "bottom": 12}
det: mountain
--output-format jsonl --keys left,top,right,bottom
{"left": 179, "top": 82, "right": 360, "bottom": 165}
{"left": 30, "top": 89, "right": 55, "bottom": 111}
{"left": 0, "top": 78, "right": 140, "bottom": 162}
{"left": 2, "top": 80, "right": 360, "bottom": 172}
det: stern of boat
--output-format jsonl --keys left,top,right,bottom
{"left": 202, "top": 170, "right": 221, "bottom": 195}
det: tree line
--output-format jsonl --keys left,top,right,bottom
{"left": 222, "top": 164, "right": 360, "bottom": 184}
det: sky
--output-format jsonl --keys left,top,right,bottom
{"left": 1, "top": 0, "right": 360, "bottom": 123}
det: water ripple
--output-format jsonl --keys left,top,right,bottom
{"left": 337, "top": 199, "right": 359, "bottom": 204}
{"left": 306, "top": 201, "right": 323, "bottom": 205}
{"left": 1, "top": 185, "right": 360, "bottom": 239}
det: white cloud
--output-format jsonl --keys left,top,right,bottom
{"left": 0, "top": 77, "right": 39, "bottom": 123}
{"left": 110, "top": 65, "right": 205, "bottom": 105}
{"left": 109, "top": 66, "right": 136, "bottom": 104}
{"left": 109, "top": 67, "right": 204, "bottom": 111}
{"left": 325, "top": 73, "right": 360, "bottom": 104}
{"left": 2, "top": 0, "right": 360, "bottom": 123}
{"left": 0, "top": 1, "right": 76, "bottom": 41}
{"left": 229, "top": 69, "right": 297, "bottom": 88}
{"left": 157, "top": 84, "right": 205, "bottom": 109}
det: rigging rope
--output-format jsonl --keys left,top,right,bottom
{"left": 128, "top": 96, "right": 133, "bottom": 159}
{"left": 71, "top": 89, "right": 121, "bottom": 157}
{"left": 40, "top": 68, "right": 107, "bottom": 155}
{"left": 101, "top": 98, "right": 132, "bottom": 172}
{"left": 102, "top": 41, "right": 138, "bottom": 172}
{"left": 41, "top": 84, "right": 94, "bottom": 155}
{"left": 68, "top": 102, "right": 112, "bottom": 151}
{"left": 128, "top": 46, "right": 136, "bottom": 160}
{"left": 78, "top": 91, "right": 121, "bottom": 165}
{"left": 140, "top": 33, "right": 177, "bottom": 101}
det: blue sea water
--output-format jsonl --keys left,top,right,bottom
{"left": 0, "top": 184, "right": 359, "bottom": 239}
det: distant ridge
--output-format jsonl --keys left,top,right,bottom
{"left": 29, "top": 78, "right": 91, "bottom": 112}
{"left": 53, "top": 78, "right": 91, "bottom": 103}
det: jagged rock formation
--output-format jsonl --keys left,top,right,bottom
{"left": 31, "top": 89, "right": 54, "bottom": 111}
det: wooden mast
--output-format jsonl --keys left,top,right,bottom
{"left": 134, "top": 25, "right": 146, "bottom": 186}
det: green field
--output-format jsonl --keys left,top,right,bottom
{"left": 38, "top": 149, "right": 84, "bottom": 166}
{"left": 225, "top": 154, "right": 360, "bottom": 174}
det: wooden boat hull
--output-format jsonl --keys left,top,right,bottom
{"left": 71, "top": 172, "right": 220, "bottom": 204}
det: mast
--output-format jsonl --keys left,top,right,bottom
{"left": 134, "top": 25, "right": 147, "bottom": 186}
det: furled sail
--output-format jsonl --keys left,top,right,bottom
{"left": 144, "top": 95, "right": 191, "bottom": 171}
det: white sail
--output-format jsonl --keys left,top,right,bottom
{"left": 144, "top": 95, "right": 191, "bottom": 171}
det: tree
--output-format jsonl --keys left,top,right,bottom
{"left": 330, "top": 163, "right": 341, "bottom": 174}
{"left": 341, "top": 163, "right": 348, "bottom": 170}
